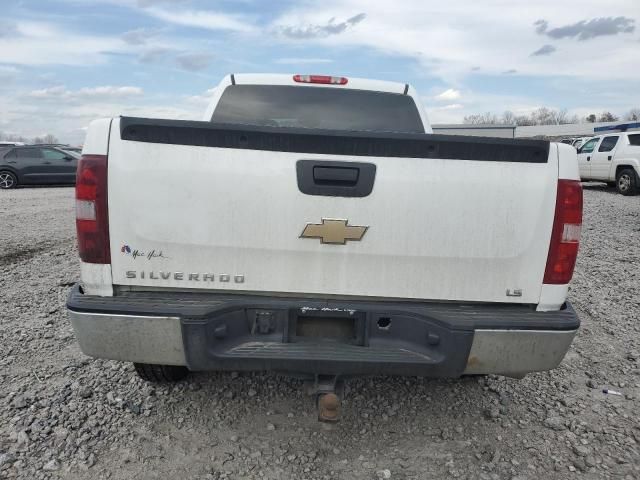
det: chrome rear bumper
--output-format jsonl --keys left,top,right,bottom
{"left": 67, "top": 285, "right": 579, "bottom": 377}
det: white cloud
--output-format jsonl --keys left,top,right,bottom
{"left": 434, "top": 89, "right": 461, "bottom": 101}
{"left": 425, "top": 90, "right": 547, "bottom": 124}
{"left": 138, "top": 46, "right": 174, "bottom": 64}
{"left": 144, "top": 7, "right": 255, "bottom": 32}
{"left": 0, "top": 65, "right": 19, "bottom": 74}
{"left": 29, "top": 86, "right": 68, "bottom": 98}
{"left": 275, "top": 58, "right": 334, "bottom": 65}
{"left": 136, "top": 0, "right": 188, "bottom": 6}
{"left": 185, "top": 88, "right": 217, "bottom": 105}
{"left": 0, "top": 65, "right": 20, "bottom": 82}
{"left": 0, "top": 21, "right": 126, "bottom": 66}
{"left": 78, "top": 86, "right": 143, "bottom": 97}
{"left": 427, "top": 104, "right": 467, "bottom": 123}
{"left": 122, "top": 27, "right": 160, "bottom": 45}
{"left": 277, "top": 13, "right": 366, "bottom": 39}
{"left": 536, "top": 16, "right": 635, "bottom": 41}
{"left": 58, "top": 0, "right": 256, "bottom": 32}
{"left": 29, "top": 85, "right": 144, "bottom": 100}
{"left": 175, "top": 52, "right": 214, "bottom": 71}
{"left": 439, "top": 103, "right": 464, "bottom": 110}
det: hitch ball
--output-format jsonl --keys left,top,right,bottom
{"left": 317, "top": 392, "right": 340, "bottom": 422}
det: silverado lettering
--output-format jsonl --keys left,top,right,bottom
{"left": 125, "top": 271, "right": 245, "bottom": 282}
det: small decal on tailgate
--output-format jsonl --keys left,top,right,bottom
{"left": 121, "top": 244, "right": 170, "bottom": 260}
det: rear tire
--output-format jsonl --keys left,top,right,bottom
{"left": 615, "top": 168, "right": 639, "bottom": 196}
{"left": 0, "top": 171, "right": 17, "bottom": 189}
{"left": 134, "top": 363, "right": 189, "bottom": 382}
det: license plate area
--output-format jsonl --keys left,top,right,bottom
{"left": 286, "top": 309, "right": 366, "bottom": 345}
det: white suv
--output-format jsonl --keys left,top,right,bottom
{"left": 577, "top": 132, "right": 640, "bottom": 195}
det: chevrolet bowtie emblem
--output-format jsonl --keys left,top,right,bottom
{"left": 300, "top": 218, "right": 368, "bottom": 245}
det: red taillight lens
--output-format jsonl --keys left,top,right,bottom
{"left": 543, "top": 179, "right": 583, "bottom": 284}
{"left": 76, "top": 154, "right": 110, "bottom": 264}
{"left": 293, "top": 74, "right": 348, "bottom": 85}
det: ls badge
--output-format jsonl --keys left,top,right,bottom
{"left": 300, "top": 218, "right": 368, "bottom": 245}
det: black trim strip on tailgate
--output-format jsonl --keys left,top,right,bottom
{"left": 119, "top": 117, "right": 550, "bottom": 163}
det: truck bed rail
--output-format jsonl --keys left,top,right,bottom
{"left": 119, "top": 116, "right": 550, "bottom": 163}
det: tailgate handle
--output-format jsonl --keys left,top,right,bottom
{"left": 297, "top": 160, "right": 376, "bottom": 198}
{"left": 313, "top": 166, "right": 359, "bottom": 186}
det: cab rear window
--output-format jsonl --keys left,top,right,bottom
{"left": 211, "top": 85, "right": 424, "bottom": 133}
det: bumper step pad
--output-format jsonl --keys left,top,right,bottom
{"left": 223, "top": 341, "right": 435, "bottom": 363}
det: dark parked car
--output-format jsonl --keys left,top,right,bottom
{"left": 0, "top": 146, "right": 78, "bottom": 189}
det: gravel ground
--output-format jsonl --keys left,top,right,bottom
{"left": 0, "top": 185, "right": 638, "bottom": 480}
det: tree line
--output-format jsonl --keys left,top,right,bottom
{"left": 464, "top": 108, "right": 640, "bottom": 126}
{"left": 0, "top": 132, "right": 60, "bottom": 144}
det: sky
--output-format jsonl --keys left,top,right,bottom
{"left": 0, "top": 0, "right": 639, "bottom": 144}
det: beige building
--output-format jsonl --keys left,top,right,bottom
{"left": 432, "top": 124, "right": 516, "bottom": 138}
{"left": 432, "top": 120, "right": 624, "bottom": 139}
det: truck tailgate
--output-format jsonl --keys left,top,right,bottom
{"left": 107, "top": 117, "right": 558, "bottom": 304}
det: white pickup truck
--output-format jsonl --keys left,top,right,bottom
{"left": 577, "top": 132, "right": 640, "bottom": 195}
{"left": 67, "top": 74, "right": 582, "bottom": 391}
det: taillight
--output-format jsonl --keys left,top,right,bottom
{"left": 543, "top": 179, "right": 582, "bottom": 284}
{"left": 76, "top": 154, "right": 110, "bottom": 264}
{"left": 293, "top": 74, "right": 348, "bottom": 85}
